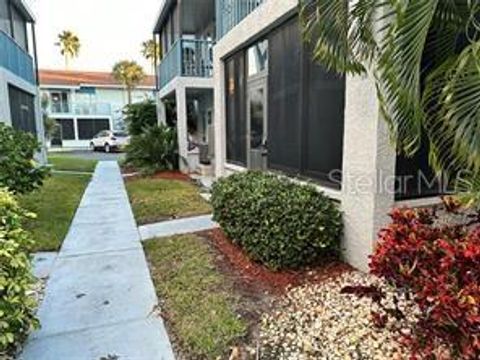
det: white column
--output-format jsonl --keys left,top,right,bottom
{"left": 213, "top": 47, "right": 226, "bottom": 177}
{"left": 175, "top": 86, "right": 189, "bottom": 173}
{"left": 73, "top": 118, "right": 79, "bottom": 141}
{"left": 341, "top": 73, "right": 396, "bottom": 271}
{"left": 157, "top": 96, "right": 167, "bottom": 125}
{"left": 34, "top": 91, "right": 47, "bottom": 163}
{"left": 0, "top": 71, "right": 11, "bottom": 124}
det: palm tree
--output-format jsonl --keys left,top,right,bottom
{"left": 301, "top": 1, "right": 480, "bottom": 192}
{"left": 55, "top": 30, "right": 80, "bottom": 70}
{"left": 141, "top": 39, "right": 161, "bottom": 74}
{"left": 112, "top": 60, "right": 146, "bottom": 105}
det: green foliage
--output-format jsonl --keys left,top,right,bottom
{"left": 48, "top": 154, "right": 97, "bottom": 173}
{"left": 0, "top": 124, "right": 49, "bottom": 194}
{"left": 123, "top": 100, "right": 158, "bottom": 136}
{"left": 55, "top": 30, "right": 80, "bottom": 69}
{"left": 144, "top": 234, "right": 247, "bottom": 358}
{"left": 0, "top": 189, "right": 39, "bottom": 355}
{"left": 19, "top": 173, "right": 91, "bottom": 252}
{"left": 43, "top": 117, "right": 58, "bottom": 140}
{"left": 126, "top": 177, "right": 211, "bottom": 225}
{"left": 211, "top": 171, "right": 342, "bottom": 270}
{"left": 125, "top": 124, "right": 178, "bottom": 174}
{"left": 300, "top": 0, "right": 480, "bottom": 181}
{"left": 111, "top": 60, "right": 145, "bottom": 105}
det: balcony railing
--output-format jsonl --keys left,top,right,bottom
{"left": 0, "top": 29, "right": 35, "bottom": 84}
{"left": 216, "top": 0, "right": 265, "bottom": 39}
{"left": 50, "top": 102, "right": 112, "bottom": 116}
{"left": 158, "top": 38, "right": 214, "bottom": 88}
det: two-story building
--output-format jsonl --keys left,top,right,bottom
{"left": 153, "top": 0, "right": 215, "bottom": 173}
{"left": 153, "top": 0, "right": 444, "bottom": 271}
{"left": 0, "top": 0, "right": 45, "bottom": 160}
{"left": 39, "top": 69, "right": 156, "bottom": 148}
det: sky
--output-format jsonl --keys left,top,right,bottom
{"left": 25, "top": 0, "right": 161, "bottom": 74}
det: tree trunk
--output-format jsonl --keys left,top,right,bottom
{"left": 127, "top": 87, "right": 132, "bottom": 105}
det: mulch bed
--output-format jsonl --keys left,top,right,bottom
{"left": 151, "top": 171, "right": 191, "bottom": 182}
{"left": 198, "top": 228, "right": 352, "bottom": 296}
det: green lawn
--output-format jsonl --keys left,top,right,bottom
{"left": 48, "top": 154, "right": 98, "bottom": 173}
{"left": 18, "top": 173, "right": 91, "bottom": 252}
{"left": 125, "top": 177, "right": 211, "bottom": 225}
{"left": 144, "top": 234, "right": 246, "bottom": 358}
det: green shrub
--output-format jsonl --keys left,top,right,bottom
{"left": 0, "top": 189, "right": 39, "bottom": 355}
{"left": 211, "top": 171, "right": 342, "bottom": 270}
{"left": 123, "top": 99, "right": 157, "bottom": 136}
{"left": 0, "top": 124, "right": 49, "bottom": 194}
{"left": 125, "top": 124, "right": 178, "bottom": 174}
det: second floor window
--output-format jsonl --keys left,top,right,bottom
{"left": 51, "top": 91, "right": 70, "bottom": 113}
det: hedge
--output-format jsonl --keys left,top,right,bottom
{"left": 211, "top": 171, "right": 342, "bottom": 270}
{"left": 0, "top": 189, "right": 39, "bottom": 355}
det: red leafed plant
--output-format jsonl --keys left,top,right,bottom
{"left": 345, "top": 197, "right": 480, "bottom": 359}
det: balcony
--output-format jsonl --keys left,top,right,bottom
{"left": 0, "top": 29, "right": 35, "bottom": 85}
{"left": 50, "top": 102, "right": 112, "bottom": 116}
{"left": 158, "top": 38, "right": 214, "bottom": 89}
{"left": 216, "top": 0, "right": 265, "bottom": 39}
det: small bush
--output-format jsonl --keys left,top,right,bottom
{"left": 125, "top": 124, "right": 178, "bottom": 174}
{"left": 0, "top": 124, "right": 49, "bottom": 194}
{"left": 123, "top": 99, "right": 157, "bottom": 136}
{"left": 0, "top": 189, "right": 39, "bottom": 355}
{"left": 350, "top": 198, "right": 480, "bottom": 359}
{"left": 211, "top": 171, "right": 342, "bottom": 270}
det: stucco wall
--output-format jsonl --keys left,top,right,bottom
{"left": 211, "top": 0, "right": 399, "bottom": 271}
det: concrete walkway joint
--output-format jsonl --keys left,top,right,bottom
{"left": 139, "top": 214, "right": 218, "bottom": 241}
{"left": 21, "top": 161, "right": 174, "bottom": 360}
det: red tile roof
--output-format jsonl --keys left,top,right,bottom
{"left": 39, "top": 69, "right": 156, "bottom": 88}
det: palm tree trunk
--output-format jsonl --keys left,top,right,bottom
{"left": 65, "top": 55, "right": 70, "bottom": 70}
{"left": 127, "top": 87, "right": 132, "bottom": 105}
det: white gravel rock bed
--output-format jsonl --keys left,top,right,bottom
{"left": 259, "top": 271, "right": 418, "bottom": 360}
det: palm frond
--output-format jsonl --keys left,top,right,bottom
{"left": 376, "top": 0, "right": 439, "bottom": 156}
{"left": 424, "top": 42, "right": 480, "bottom": 176}
{"left": 300, "top": 0, "right": 366, "bottom": 74}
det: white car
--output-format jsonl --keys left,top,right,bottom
{"left": 90, "top": 130, "right": 130, "bottom": 153}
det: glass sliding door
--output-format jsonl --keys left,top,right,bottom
{"left": 247, "top": 79, "right": 267, "bottom": 170}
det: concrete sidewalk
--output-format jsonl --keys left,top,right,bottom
{"left": 21, "top": 162, "right": 174, "bottom": 360}
{"left": 139, "top": 214, "right": 218, "bottom": 241}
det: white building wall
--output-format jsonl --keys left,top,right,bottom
{"left": 41, "top": 85, "right": 155, "bottom": 148}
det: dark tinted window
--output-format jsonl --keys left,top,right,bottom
{"left": 225, "top": 52, "right": 247, "bottom": 166}
{"left": 268, "top": 18, "right": 302, "bottom": 174}
{"left": 11, "top": 5, "right": 27, "bottom": 51}
{"left": 268, "top": 17, "right": 345, "bottom": 187}
{"left": 303, "top": 43, "right": 345, "bottom": 184}
{"left": 8, "top": 85, "right": 36, "bottom": 134}
{"left": 56, "top": 118, "right": 75, "bottom": 140}
{"left": 0, "top": 0, "right": 11, "bottom": 35}
{"left": 78, "top": 119, "right": 110, "bottom": 140}
{"left": 113, "top": 131, "right": 128, "bottom": 137}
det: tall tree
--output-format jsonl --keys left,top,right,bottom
{"left": 55, "top": 30, "right": 80, "bottom": 70}
{"left": 141, "top": 39, "right": 161, "bottom": 74}
{"left": 301, "top": 0, "right": 480, "bottom": 199}
{"left": 112, "top": 60, "right": 146, "bottom": 105}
